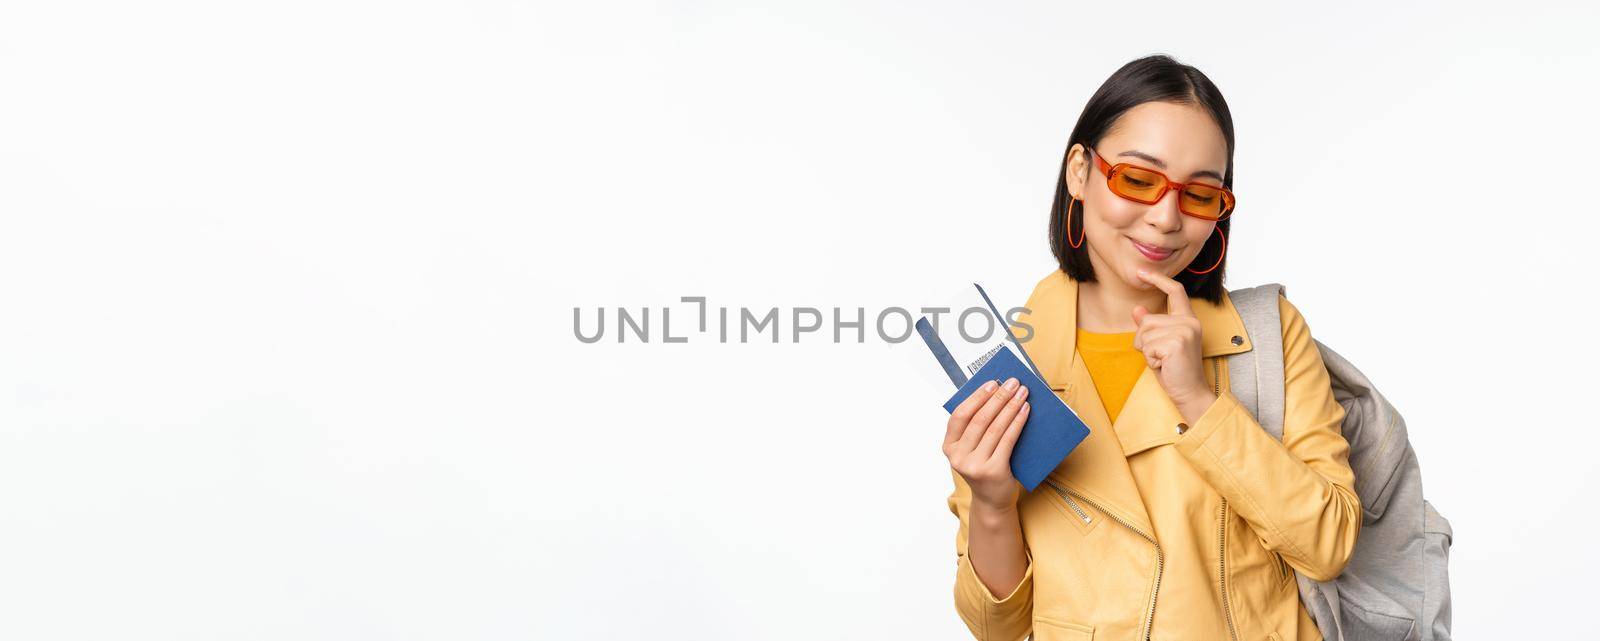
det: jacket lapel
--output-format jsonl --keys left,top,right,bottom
{"left": 1014, "top": 271, "right": 1256, "bottom": 537}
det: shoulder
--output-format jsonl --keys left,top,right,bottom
{"left": 1018, "top": 269, "right": 1071, "bottom": 319}
{"left": 1223, "top": 285, "right": 1321, "bottom": 359}
{"left": 1228, "top": 284, "right": 1313, "bottom": 339}
{"left": 1276, "top": 291, "right": 1315, "bottom": 341}
{"left": 1270, "top": 291, "right": 1331, "bottom": 372}
{"left": 1026, "top": 269, "right": 1070, "bottom": 300}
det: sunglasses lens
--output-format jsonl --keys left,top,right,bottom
{"left": 1110, "top": 166, "right": 1167, "bottom": 201}
{"left": 1180, "top": 184, "right": 1232, "bottom": 219}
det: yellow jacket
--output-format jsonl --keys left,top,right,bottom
{"left": 948, "top": 271, "right": 1361, "bottom": 641}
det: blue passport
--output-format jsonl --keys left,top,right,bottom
{"left": 939, "top": 345, "right": 1090, "bottom": 492}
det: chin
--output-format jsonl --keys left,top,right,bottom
{"left": 1125, "top": 262, "right": 1173, "bottom": 285}
{"left": 1121, "top": 265, "right": 1154, "bottom": 286}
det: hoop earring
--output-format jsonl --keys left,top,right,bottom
{"left": 1065, "top": 195, "right": 1085, "bottom": 249}
{"left": 1184, "top": 225, "right": 1227, "bottom": 275}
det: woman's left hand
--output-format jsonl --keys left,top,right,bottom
{"left": 1131, "top": 269, "right": 1218, "bottom": 424}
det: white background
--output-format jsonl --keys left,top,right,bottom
{"left": 2, "top": 1, "right": 1596, "bottom": 638}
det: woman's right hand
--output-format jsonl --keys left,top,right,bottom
{"left": 943, "top": 377, "right": 1031, "bottom": 510}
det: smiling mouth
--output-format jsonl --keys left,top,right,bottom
{"left": 1129, "top": 238, "right": 1176, "bottom": 260}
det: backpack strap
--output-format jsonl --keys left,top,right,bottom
{"left": 1225, "top": 283, "right": 1349, "bottom": 641}
{"left": 1224, "top": 283, "right": 1289, "bottom": 440}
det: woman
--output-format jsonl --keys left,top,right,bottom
{"left": 942, "top": 55, "right": 1361, "bottom": 641}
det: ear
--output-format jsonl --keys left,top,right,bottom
{"left": 1064, "top": 144, "right": 1091, "bottom": 199}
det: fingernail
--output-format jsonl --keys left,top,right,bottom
{"left": 982, "top": 380, "right": 997, "bottom": 392}
{"left": 1003, "top": 377, "right": 1019, "bottom": 391}
{"left": 1014, "top": 384, "right": 1029, "bottom": 399}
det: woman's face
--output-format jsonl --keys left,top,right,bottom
{"left": 1066, "top": 101, "right": 1230, "bottom": 291}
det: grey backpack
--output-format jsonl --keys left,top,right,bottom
{"left": 1226, "top": 283, "right": 1453, "bottom": 641}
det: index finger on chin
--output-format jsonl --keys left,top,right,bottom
{"left": 1139, "top": 269, "right": 1194, "bottom": 317}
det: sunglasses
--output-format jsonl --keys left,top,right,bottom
{"left": 1089, "top": 147, "right": 1236, "bottom": 221}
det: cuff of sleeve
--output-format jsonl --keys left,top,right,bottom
{"left": 1173, "top": 388, "right": 1242, "bottom": 454}
{"left": 959, "top": 546, "right": 1035, "bottom": 605}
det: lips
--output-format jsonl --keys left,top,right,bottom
{"left": 1130, "top": 238, "right": 1175, "bottom": 261}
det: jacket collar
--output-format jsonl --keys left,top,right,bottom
{"left": 1015, "top": 271, "right": 1255, "bottom": 536}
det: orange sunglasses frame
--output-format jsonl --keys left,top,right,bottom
{"left": 1090, "top": 147, "right": 1236, "bottom": 221}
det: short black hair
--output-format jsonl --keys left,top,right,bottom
{"left": 1047, "top": 54, "right": 1237, "bottom": 305}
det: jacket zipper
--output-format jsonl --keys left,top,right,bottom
{"left": 1212, "top": 357, "right": 1240, "bottom": 641}
{"left": 1048, "top": 482, "right": 1092, "bottom": 524}
{"left": 1044, "top": 477, "right": 1164, "bottom": 641}
{"left": 1219, "top": 499, "right": 1240, "bottom": 641}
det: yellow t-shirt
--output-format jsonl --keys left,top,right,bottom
{"left": 1075, "top": 328, "right": 1146, "bottom": 424}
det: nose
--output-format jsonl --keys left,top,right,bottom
{"left": 1145, "top": 189, "right": 1185, "bottom": 232}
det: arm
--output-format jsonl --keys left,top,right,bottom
{"left": 948, "top": 467, "right": 1034, "bottom": 641}
{"left": 1172, "top": 294, "right": 1362, "bottom": 581}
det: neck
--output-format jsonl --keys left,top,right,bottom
{"left": 1078, "top": 274, "right": 1169, "bottom": 333}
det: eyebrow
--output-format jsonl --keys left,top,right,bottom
{"left": 1116, "top": 149, "right": 1225, "bottom": 182}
